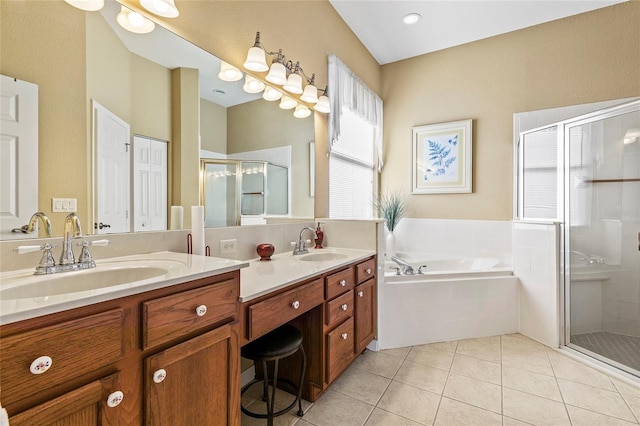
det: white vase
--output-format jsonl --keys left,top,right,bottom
{"left": 386, "top": 230, "right": 396, "bottom": 258}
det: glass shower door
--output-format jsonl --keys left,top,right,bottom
{"left": 565, "top": 102, "right": 640, "bottom": 375}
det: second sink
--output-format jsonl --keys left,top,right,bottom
{"left": 298, "top": 252, "right": 349, "bottom": 262}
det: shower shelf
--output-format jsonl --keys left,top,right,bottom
{"left": 584, "top": 178, "right": 640, "bottom": 183}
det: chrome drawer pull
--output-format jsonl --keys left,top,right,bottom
{"left": 30, "top": 355, "right": 53, "bottom": 375}
{"left": 339, "top": 280, "right": 346, "bottom": 287}
{"left": 365, "top": 268, "right": 372, "bottom": 274}
{"left": 341, "top": 304, "right": 348, "bottom": 311}
{"left": 341, "top": 333, "right": 348, "bottom": 340}
{"left": 195, "top": 304, "right": 208, "bottom": 317}
{"left": 292, "top": 300, "right": 300, "bottom": 309}
{"left": 153, "top": 368, "right": 167, "bottom": 384}
{"left": 107, "top": 391, "right": 124, "bottom": 408}
{"left": 358, "top": 291, "right": 364, "bottom": 298}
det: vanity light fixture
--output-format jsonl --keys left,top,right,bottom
{"left": 218, "top": 61, "right": 244, "bottom": 82}
{"left": 265, "top": 51, "right": 288, "bottom": 86}
{"left": 243, "top": 75, "right": 266, "bottom": 94}
{"left": 300, "top": 74, "right": 319, "bottom": 104}
{"left": 624, "top": 128, "right": 640, "bottom": 144}
{"left": 140, "top": 0, "right": 179, "bottom": 18}
{"left": 293, "top": 105, "right": 311, "bottom": 119}
{"left": 117, "top": 6, "right": 155, "bottom": 34}
{"left": 279, "top": 96, "right": 297, "bottom": 110}
{"left": 283, "top": 62, "right": 303, "bottom": 94}
{"left": 314, "top": 87, "right": 331, "bottom": 113}
{"left": 64, "top": 0, "right": 104, "bottom": 11}
{"left": 262, "top": 86, "right": 283, "bottom": 101}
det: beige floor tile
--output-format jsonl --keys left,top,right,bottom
{"left": 293, "top": 420, "right": 314, "bottom": 426}
{"left": 302, "top": 390, "right": 374, "bottom": 426}
{"left": 330, "top": 364, "right": 391, "bottom": 405}
{"left": 502, "top": 416, "right": 534, "bottom": 425}
{"left": 380, "top": 346, "right": 412, "bottom": 359}
{"left": 406, "top": 345, "right": 455, "bottom": 371}
{"left": 622, "top": 393, "right": 640, "bottom": 423}
{"left": 613, "top": 377, "right": 640, "bottom": 398}
{"left": 393, "top": 359, "right": 449, "bottom": 395}
{"left": 502, "top": 387, "right": 571, "bottom": 426}
{"left": 502, "top": 364, "right": 563, "bottom": 402}
{"left": 501, "top": 334, "right": 546, "bottom": 353}
{"left": 241, "top": 410, "right": 300, "bottom": 426}
{"left": 456, "top": 335, "right": 501, "bottom": 363}
{"left": 450, "top": 353, "right": 501, "bottom": 385}
{"left": 377, "top": 381, "right": 441, "bottom": 425}
{"left": 558, "top": 379, "right": 636, "bottom": 422}
{"left": 351, "top": 350, "right": 405, "bottom": 379}
{"left": 418, "top": 340, "right": 459, "bottom": 353}
{"left": 547, "top": 350, "right": 616, "bottom": 390}
{"left": 434, "top": 397, "right": 502, "bottom": 426}
{"left": 502, "top": 347, "right": 554, "bottom": 376}
{"left": 566, "top": 405, "right": 640, "bottom": 426}
{"left": 443, "top": 373, "right": 502, "bottom": 414}
{"left": 364, "top": 408, "right": 423, "bottom": 426}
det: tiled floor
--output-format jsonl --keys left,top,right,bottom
{"left": 572, "top": 332, "right": 640, "bottom": 373}
{"left": 241, "top": 333, "right": 640, "bottom": 426}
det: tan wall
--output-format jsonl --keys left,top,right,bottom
{"left": 200, "top": 98, "right": 227, "bottom": 154}
{"left": 381, "top": 1, "right": 640, "bottom": 220}
{"left": 131, "top": 55, "right": 172, "bottom": 142}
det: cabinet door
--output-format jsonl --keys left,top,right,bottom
{"left": 354, "top": 279, "right": 375, "bottom": 354}
{"left": 8, "top": 374, "right": 120, "bottom": 426}
{"left": 145, "top": 324, "right": 240, "bottom": 426}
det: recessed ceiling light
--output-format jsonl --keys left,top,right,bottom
{"left": 403, "top": 13, "right": 422, "bottom": 25}
{"left": 213, "top": 89, "right": 226, "bottom": 95}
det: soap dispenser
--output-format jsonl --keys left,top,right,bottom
{"left": 314, "top": 222, "right": 324, "bottom": 249}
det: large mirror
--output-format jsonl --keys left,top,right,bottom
{"left": 0, "top": 0, "right": 314, "bottom": 240}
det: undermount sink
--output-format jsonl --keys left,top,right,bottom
{"left": 0, "top": 266, "right": 170, "bottom": 299}
{"left": 298, "top": 252, "right": 349, "bottom": 262}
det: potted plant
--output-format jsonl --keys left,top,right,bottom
{"left": 373, "top": 190, "right": 407, "bottom": 258}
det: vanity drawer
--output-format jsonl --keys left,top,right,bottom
{"left": 356, "top": 258, "right": 376, "bottom": 284}
{"left": 0, "top": 308, "right": 124, "bottom": 407}
{"left": 325, "top": 268, "right": 354, "bottom": 300}
{"left": 326, "top": 290, "right": 353, "bottom": 327}
{"left": 326, "top": 317, "right": 354, "bottom": 384}
{"left": 142, "top": 278, "right": 238, "bottom": 349}
{"left": 248, "top": 278, "right": 323, "bottom": 340}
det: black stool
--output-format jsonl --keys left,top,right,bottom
{"left": 240, "top": 324, "right": 306, "bottom": 425}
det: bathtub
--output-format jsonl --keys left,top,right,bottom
{"left": 377, "top": 255, "right": 519, "bottom": 349}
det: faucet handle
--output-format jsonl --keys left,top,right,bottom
{"left": 76, "top": 239, "right": 110, "bottom": 247}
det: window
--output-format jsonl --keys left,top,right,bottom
{"left": 329, "top": 108, "right": 375, "bottom": 219}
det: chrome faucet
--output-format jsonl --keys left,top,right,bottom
{"left": 293, "top": 227, "right": 317, "bottom": 255}
{"left": 11, "top": 212, "right": 52, "bottom": 237}
{"left": 390, "top": 256, "right": 414, "bottom": 275}
{"left": 60, "top": 213, "right": 82, "bottom": 265}
{"left": 570, "top": 250, "right": 605, "bottom": 265}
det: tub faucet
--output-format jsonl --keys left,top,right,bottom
{"left": 60, "top": 213, "right": 83, "bottom": 265}
{"left": 293, "top": 227, "right": 317, "bottom": 255}
{"left": 390, "top": 256, "right": 414, "bottom": 275}
{"left": 11, "top": 212, "right": 52, "bottom": 237}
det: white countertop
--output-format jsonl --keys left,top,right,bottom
{"left": 240, "top": 248, "right": 376, "bottom": 302}
{"left": 0, "top": 251, "right": 248, "bottom": 325}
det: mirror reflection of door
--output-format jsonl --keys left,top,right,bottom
{"left": 0, "top": 75, "right": 38, "bottom": 239}
{"left": 132, "top": 135, "right": 167, "bottom": 232}
{"left": 93, "top": 100, "right": 130, "bottom": 234}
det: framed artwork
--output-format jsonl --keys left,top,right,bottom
{"left": 411, "top": 119, "right": 473, "bottom": 194}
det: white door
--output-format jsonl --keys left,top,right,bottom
{"left": 0, "top": 75, "right": 38, "bottom": 240}
{"left": 93, "top": 101, "right": 130, "bottom": 234}
{"left": 132, "top": 135, "right": 167, "bottom": 231}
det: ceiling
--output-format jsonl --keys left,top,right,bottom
{"left": 328, "top": 0, "right": 628, "bottom": 65}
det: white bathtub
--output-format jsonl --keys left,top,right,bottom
{"left": 378, "top": 255, "right": 519, "bottom": 349}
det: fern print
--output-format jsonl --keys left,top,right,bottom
{"left": 422, "top": 135, "right": 459, "bottom": 182}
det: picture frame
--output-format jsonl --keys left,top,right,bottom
{"left": 411, "top": 119, "right": 473, "bottom": 194}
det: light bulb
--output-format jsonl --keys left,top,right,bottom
{"left": 279, "top": 96, "right": 297, "bottom": 110}
{"left": 218, "top": 61, "right": 243, "bottom": 82}
{"left": 294, "top": 105, "right": 311, "bottom": 118}
{"left": 263, "top": 86, "right": 283, "bottom": 101}
{"left": 243, "top": 75, "right": 265, "bottom": 94}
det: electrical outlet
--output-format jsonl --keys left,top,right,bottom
{"left": 220, "top": 239, "right": 237, "bottom": 254}
{"left": 52, "top": 198, "right": 77, "bottom": 212}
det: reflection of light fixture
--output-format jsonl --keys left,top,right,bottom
{"left": 140, "top": 0, "right": 179, "bottom": 18}
{"left": 243, "top": 75, "right": 265, "bottom": 94}
{"left": 624, "top": 128, "right": 640, "bottom": 144}
{"left": 64, "top": 0, "right": 104, "bottom": 11}
{"left": 294, "top": 105, "right": 311, "bottom": 118}
{"left": 117, "top": 6, "right": 155, "bottom": 34}
{"left": 403, "top": 13, "right": 422, "bottom": 25}
{"left": 218, "top": 61, "right": 243, "bottom": 82}
{"left": 263, "top": 86, "right": 283, "bottom": 101}
{"left": 314, "top": 87, "right": 331, "bottom": 113}
{"left": 279, "top": 96, "right": 297, "bottom": 110}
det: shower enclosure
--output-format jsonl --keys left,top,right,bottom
{"left": 518, "top": 99, "right": 640, "bottom": 377}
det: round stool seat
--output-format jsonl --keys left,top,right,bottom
{"left": 242, "top": 324, "right": 303, "bottom": 360}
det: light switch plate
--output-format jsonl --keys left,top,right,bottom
{"left": 52, "top": 198, "right": 77, "bottom": 212}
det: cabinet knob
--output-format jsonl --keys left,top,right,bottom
{"left": 341, "top": 304, "right": 348, "bottom": 311}
{"left": 292, "top": 300, "right": 300, "bottom": 309}
{"left": 195, "top": 305, "right": 207, "bottom": 317}
{"left": 341, "top": 333, "right": 348, "bottom": 340}
{"left": 106, "top": 391, "right": 124, "bottom": 408}
{"left": 365, "top": 268, "right": 372, "bottom": 274}
{"left": 339, "top": 279, "right": 346, "bottom": 287}
{"left": 30, "top": 356, "right": 52, "bottom": 375}
{"left": 358, "top": 291, "right": 364, "bottom": 298}
{"left": 153, "top": 368, "right": 167, "bottom": 384}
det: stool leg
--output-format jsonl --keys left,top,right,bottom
{"left": 261, "top": 359, "right": 269, "bottom": 402}
{"left": 268, "top": 359, "right": 280, "bottom": 426}
{"left": 296, "top": 344, "right": 307, "bottom": 417}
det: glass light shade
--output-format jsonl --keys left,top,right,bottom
{"left": 265, "top": 62, "right": 287, "bottom": 86}
{"left": 64, "top": 0, "right": 104, "bottom": 11}
{"left": 218, "top": 61, "right": 243, "bottom": 82}
{"left": 314, "top": 95, "right": 331, "bottom": 113}
{"left": 243, "top": 75, "right": 265, "bottom": 94}
{"left": 243, "top": 47, "right": 269, "bottom": 72}
{"left": 279, "top": 96, "right": 297, "bottom": 110}
{"left": 140, "top": 0, "right": 179, "bottom": 18}
{"left": 116, "top": 7, "right": 155, "bottom": 34}
{"left": 300, "top": 84, "right": 318, "bottom": 103}
{"left": 293, "top": 105, "right": 311, "bottom": 118}
{"left": 262, "top": 86, "right": 283, "bottom": 101}
{"left": 624, "top": 128, "right": 640, "bottom": 144}
{"left": 283, "top": 73, "right": 303, "bottom": 94}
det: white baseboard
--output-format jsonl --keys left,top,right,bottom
{"left": 241, "top": 366, "right": 255, "bottom": 387}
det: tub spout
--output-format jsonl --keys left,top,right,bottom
{"left": 390, "top": 256, "right": 414, "bottom": 275}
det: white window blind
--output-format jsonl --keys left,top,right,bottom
{"left": 329, "top": 108, "right": 374, "bottom": 219}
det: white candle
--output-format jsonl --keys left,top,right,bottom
{"left": 170, "top": 206, "right": 183, "bottom": 230}
{"left": 191, "top": 206, "right": 205, "bottom": 255}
